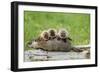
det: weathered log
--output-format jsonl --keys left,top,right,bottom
{"left": 24, "top": 45, "right": 90, "bottom": 62}
{"left": 71, "top": 45, "right": 90, "bottom": 52}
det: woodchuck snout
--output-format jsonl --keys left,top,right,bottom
{"left": 28, "top": 29, "right": 73, "bottom": 52}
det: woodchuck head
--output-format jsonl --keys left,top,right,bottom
{"left": 58, "top": 29, "right": 68, "bottom": 39}
{"left": 48, "top": 28, "right": 57, "bottom": 40}
{"left": 40, "top": 30, "right": 50, "bottom": 41}
{"left": 57, "top": 29, "right": 72, "bottom": 42}
{"left": 27, "top": 31, "right": 49, "bottom": 49}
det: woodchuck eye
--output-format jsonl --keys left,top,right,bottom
{"left": 50, "top": 30, "right": 55, "bottom": 37}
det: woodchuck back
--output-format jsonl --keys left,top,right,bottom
{"left": 28, "top": 38, "right": 72, "bottom": 52}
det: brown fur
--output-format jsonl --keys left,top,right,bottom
{"left": 28, "top": 29, "right": 73, "bottom": 52}
{"left": 40, "top": 31, "right": 49, "bottom": 41}
{"left": 48, "top": 29, "right": 57, "bottom": 40}
{"left": 57, "top": 29, "right": 72, "bottom": 43}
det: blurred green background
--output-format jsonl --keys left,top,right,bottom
{"left": 24, "top": 11, "right": 90, "bottom": 50}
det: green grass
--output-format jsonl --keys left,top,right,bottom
{"left": 24, "top": 11, "right": 90, "bottom": 50}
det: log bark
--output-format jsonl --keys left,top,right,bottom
{"left": 24, "top": 45, "right": 90, "bottom": 62}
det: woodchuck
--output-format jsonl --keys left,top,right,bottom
{"left": 27, "top": 37, "right": 72, "bottom": 52}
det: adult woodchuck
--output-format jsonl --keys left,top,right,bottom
{"left": 27, "top": 29, "right": 73, "bottom": 52}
